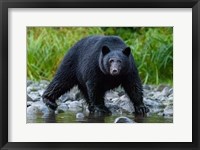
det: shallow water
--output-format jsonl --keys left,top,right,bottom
{"left": 27, "top": 110, "right": 173, "bottom": 123}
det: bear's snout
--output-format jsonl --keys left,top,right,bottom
{"left": 111, "top": 68, "right": 119, "bottom": 75}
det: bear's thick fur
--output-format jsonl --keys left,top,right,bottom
{"left": 43, "top": 36, "right": 149, "bottom": 116}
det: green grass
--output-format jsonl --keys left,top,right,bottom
{"left": 27, "top": 27, "right": 173, "bottom": 85}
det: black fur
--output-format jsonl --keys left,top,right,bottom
{"left": 42, "top": 35, "right": 149, "bottom": 116}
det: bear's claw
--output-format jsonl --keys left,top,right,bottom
{"left": 134, "top": 104, "right": 149, "bottom": 116}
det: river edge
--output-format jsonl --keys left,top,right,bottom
{"left": 27, "top": 80, "right": 173, "bottom": 123}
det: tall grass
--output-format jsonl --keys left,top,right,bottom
{"left": 27, "top": 27, "right": 173, "bottom": 85}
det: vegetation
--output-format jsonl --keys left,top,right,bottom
{"left": 27, "top": 27, "right": 173, "bottom": 85}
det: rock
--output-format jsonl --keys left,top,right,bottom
{"left": 143, "top": 84, "right": 151, "bottom": 90}
{"left": 69, "top": 86, "right": 82, "bottom": 100}
{"left": 76, "top": 112, "right": 85, "bottom": 119}
{"left": 59, "top": 93, "right": 70, "bottom": 102}
{"left": 57, "top": 103, "right": 68, "bottom": 113}
{"left": 27, "top": 95, "right": 33, "bottom": 101}
{"left": 149, "top": 108, "right": 163, "bottom": 114}
{"left": 163, "top": 105, "right": 173, "bottom": 117}
{"left": 28, "top": 92, "right": 41, "bottom": 102}
{"left": 27, "top": 83, "right": 41, "bottom": 92}
{"left": 106, "top": 104, "right": 121, "bottom": 114}
{"left": 157, "top": 112, "right": 164, "bottom": 116}
{"left": 110, "top": 97, "right": 121, "bottom": 104}
{"left": 31, "top": 101, "right": 49, "bottom": 114}
{"left": 156, "top": 84, "right": 167, "bottom": 91}
{"left": 65, "top": 100, "right": 73, "bottom": 105}
{"left": 27, "top": 101, "right": 33, "bottom": 107}
{"left": 168, "top": 88, "right": 173, "bottom": 96}
{"left": 114, "top": 116, "right": 135, "bottom": 123}
{"left": 38, "top": 89, "right": 45, "bottom": 96}
{"left": 146, "top": 91, "right": 155, "bottom": 98}
{"left": 143, "top": 98, "right": 161, "bottom": 107}
{"left": 161, "top": 87, "right": 170, "bottom": 96}
{"left": 27, "top": 105, "right": 40, "bottom": 119}
{"left": 68, "top": 101, "right": 83, "bottom": 112}
{"left": 118, "top": 95, "right": 134, "bottom": 113}
{"left": 27, "top": 80, "right": 33, "bottom": 87}
{"left": 115, "top": 86, "right": 125, "bottom": 96}
{"left": 39, "top": 80, "right": 49, "bottom": 86}
{"left": 105, "top": 91, "right": 119, "bottom": 101}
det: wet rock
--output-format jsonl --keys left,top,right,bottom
{"left": 68, "top": 101, "right": 83, "bottom": 112}
{"left": 76, "top": 112, "right": 85, "bottom": 119}
{"left": 28, "top": 92, "right": 41, "bottom": 102}
{"left": 57, "top": 103, "right": 68, "bottom": 113}
{"left": 31, "top": 101, "right": 49, "bottom": 114}
{"left": 114, "top": 116, "right": 135, "bottom": 123}
{"left": 27, "top": 105, "right": 40, "bottom": 119}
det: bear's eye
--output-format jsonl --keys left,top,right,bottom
{"left": 117, "top": 60, "right": 121, "bottom": 63}
{"left": 109, "top": 59, "right": 114, "bottom": 64}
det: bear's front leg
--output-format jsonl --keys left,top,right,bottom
{"left": 86, "top": 81, "right": 111, "bottom": 116}
{"left": 122, "top": 75, "right": 149, "bottom": 116}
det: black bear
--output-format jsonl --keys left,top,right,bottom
{"left": 42, "top": 35, "right": 149, "bottom": 116}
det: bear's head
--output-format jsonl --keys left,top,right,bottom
{"left": 99, "top": 45, "right": 131, "bottom": 76}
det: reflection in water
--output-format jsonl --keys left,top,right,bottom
{"left": 27, "top": 110, "right": 173, "bottom": 123}
{"left": 43, "top": 111, "right": 56, "bottom": 123}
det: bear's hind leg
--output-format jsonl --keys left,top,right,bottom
{"left": 43, "top": 70, "right": 77, "bottom": 110}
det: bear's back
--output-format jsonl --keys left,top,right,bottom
{"left": 74, "top": 35, "right": 127, "bottom": 59}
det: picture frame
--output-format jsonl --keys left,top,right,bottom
{"left": 0, "top": 0, "right": 199, "bottom": 149}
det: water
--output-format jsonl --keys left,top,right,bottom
{"left": 27, "top": 110, "right": 173, "bottom": 123}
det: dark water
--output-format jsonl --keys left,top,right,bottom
{"left": 27, "top": 111, "right": 173, "bottom": 123}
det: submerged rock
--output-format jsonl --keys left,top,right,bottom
{"left": 114, "top": 116, "right": 135, "bottom": 123}
{"left": 76, "top": 112, "right": 85, "bottom": 119}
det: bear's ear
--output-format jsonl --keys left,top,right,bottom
{"left": 123, "top": 47, "right": 131, "bottom": 57}
{"left": 102, "top": 46, "right": 110, "bottom": 55}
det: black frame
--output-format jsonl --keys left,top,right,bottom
{"left": 0, "top": 0, "right": 199, "bottom": 150}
